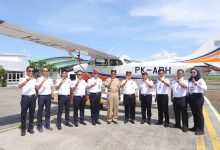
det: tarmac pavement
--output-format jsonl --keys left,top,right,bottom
{"left": 0, "top": 87, "right": 219, "bottom": 150}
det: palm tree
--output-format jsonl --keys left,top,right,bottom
{"left": 28, "top": 60, "right": 57, "bottom": 78}
{"left": 0, "top": 66, "right": 6, "bottom": 87}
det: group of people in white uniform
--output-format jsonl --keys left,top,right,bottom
{"left": 18, "top": 66, "right": 207, "bottom": 136}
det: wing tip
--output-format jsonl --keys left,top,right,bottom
{"left": 0, "top": 20, "right": 5, "bottom": 24}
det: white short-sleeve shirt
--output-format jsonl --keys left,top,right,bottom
{"left": 121, "top": 79, "right": 138, "bottom": 95}
{"left": 156, "top": 77, "right": 170, "bottom": 94}
{"left": 55, "top": 78, "right": 71, "bottom": 95}
{"left": 19, "top": 75, "right": 36, "bottom": 95}
{"left": 139, "top": 79, "right": 154, "bottom": 95}
{"left": 171, "top": 77, "right": 188, "bottom": 98}
{"left": 71, "top": 79, "right": 87, "bottom": 96}
{"left": 36, "top": 76, "right": 54, "bottom": 95}
{"left": 188, "top": 78, "right": 207, "bottom": 94}
{"left": 87, "top": 77, "right": 102, "bottom": 93}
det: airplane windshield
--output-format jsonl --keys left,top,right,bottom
{"left": 95, "top": 59, "right": 108, "bottom": 66}
{"left": 124, "top": 59, "right": 132, "bottom": 64}
{"left": 110, "top": 59, "right": 123, "bottom": 66}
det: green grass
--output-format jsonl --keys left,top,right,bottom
{"left": 205, "top": 76, "right": 220, "bottom": 82}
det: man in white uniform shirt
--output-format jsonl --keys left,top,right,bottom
{"left": 87, "top": 69, "right": 103, "bottom": 125}
{"left": 55, "top": 69, "right": 73, "bottom": 130}
{"left": 36, "top": 67, "right": 54, "bottom": 132}
{"left": 171, "top": 69, "right": 188, "bottom": 132}
{"left": 121, "top": 71, "right": 138, "bottom": 124}
{"left": 71, "top": 70, "right": 87, "bottom": 127}
{"left": 156, "top": 69, "right": 170, "bottom": 127}
{"left": 18, "top": 66, "right": 37, "bottom": 136}
{"left": 139, "top": 72, "right": 154, "bottom": 125}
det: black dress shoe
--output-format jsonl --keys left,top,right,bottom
{"left": 124, "top": 120, "right": 129, "bottom": 124}
{"left": 107, "top": 121, "right": 111, "bottom": 124}
{"left": 195, "top": 131, "right": 205, "bottom": 135}
{"left": 37, "top": 127, "right": 43, "bottom": 133}
{"left": 95, "top": 120, "right": 101, "bottom": 124}
{"left": 189, "top": 127, "right": 196, "bottom": 132}
{"left": 57, "top": 126, "right": 62, "bottom": 130}
{"left": 74, "top": 122, "right": 79, "bottom": 127}
{"left": 65, "top": 122, "right": 73, "bottom": 127}
{"left": 130, "top": 120, "right": 135, "bottom": 124}
{"left": 140, "top": 120, "right": 145, "bottom": 124}
{"left": 147, "top": 119, "right": 152, "bottom": 125}
{"left": 45, "top": 126, "right": 53, "bottom": 131}
{"left": 21, "top": 130, "right": 26, "bottom": 136}
{"left": 80, "top": 121, "right": 87, "bottom": 125}
{"left": 155, "top": 122, "right": 163, "bottom": 125}
{"left": 173, "top": 124, "right": 181, "bottom": 129}
{"left": 92, "top": 121, "right": 96, "bottom": 125}
{"left": 27, "top": 129, "right": 34, "bottom": 134}
{"left": 164, "top": 123, "right": 169, "bottom": 128}
{"left": 182, "top": 126, "right": 188, "bottom": 133}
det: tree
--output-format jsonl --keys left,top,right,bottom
{"left": 0, "top": 66, "right": 6, "bottom": 87}
{"left": 28, "top": 60, "right": 57, "bottom": 78}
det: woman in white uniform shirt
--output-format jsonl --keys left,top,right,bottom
{"left": 188, "top": 68, "right": 207, "bottom": 135}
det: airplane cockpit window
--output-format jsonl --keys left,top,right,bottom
{"left": 124, "top": 59, "right": 132, "bottom": 64}
{"left": 95, "top": 59, "right": 108, "bottom": 66}
{"left": 110, "top": 59, "right": 123, "bottom": 66}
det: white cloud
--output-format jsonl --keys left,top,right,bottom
{"left": 130, "top": 0, "right": 220, "bottom": 29}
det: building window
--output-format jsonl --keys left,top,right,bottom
{"left": 7, "top": 71, "right": 24, "bottom": 82}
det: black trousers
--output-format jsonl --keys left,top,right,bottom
{"left": 157, "top": 94, "right": 169, "bottom": 123}
{"left": 173, "top": 97, "right": 188, "bottom": 127}
{"left": 123, "top": 94, "right": 136, "bottom": 120}
{"left": 20, "top": 95, "right": 36, "bottom": 130}
{"left": 37, "top": 95, "right": 52, "bottom": 128}
{"left": 140, "top": 94, "right": 152, "bottom": 120}
{"left": 89, "top": 92, "right": 101, "bottom": 121}
{"left": 73, "top": 95, "right": 86, "bottom": 123}
{"left": 188, "top": 93, "right": 204, "bottom": 132}
{"left": 57, "top": 95, "right": 70, "bottom": 126}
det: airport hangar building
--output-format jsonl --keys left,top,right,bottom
{"left": 0, "top": 53, "right": 88, "bottom": 87}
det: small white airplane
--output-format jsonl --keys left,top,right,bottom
{"left": 0, "top": 20, "right": 220, "bottom": 81}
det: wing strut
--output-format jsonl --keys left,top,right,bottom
{"left": 68, "top": 51, "right": 91, "bottom": 77}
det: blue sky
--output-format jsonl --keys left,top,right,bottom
{"left": 0, "top": 0, "right": 220, "bottom": 60}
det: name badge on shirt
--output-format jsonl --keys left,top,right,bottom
{"left": 190, "top": 87, "right": 194, "bottom": 93}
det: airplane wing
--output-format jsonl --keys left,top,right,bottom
{"left": 204, "top": 62, "right": 220, "bottom": 71}
{"left": 0, "top": 20, "right": 119, "bottom": 59}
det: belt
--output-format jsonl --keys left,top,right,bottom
{"left": 156, "top": 94, "right": 167, "bottom": 96}
{"left": 124, "top": 94, "right": 135, "bottom": 96}
{"left": 74, "top": 95, "right": 85, "bottom": 97}
{"left": 189, "top": 93, "right": 203, "bottom": 95}
{"left": 90, "top": 92, "right": 100, "bottom": 94}
{"left": 109, "top": 92, "right": 118, "bottom": 94}
{"left": 22, "top": 94, "right": 35, "bottom": 97}
{"left": 39, "top": 94, "right": 51, "bottom": 96}
{"left": 58, "top": 95, "right": 70, "bottom": 96}
{"left": 173, "top": 96, "right": 185, "bottom": 99}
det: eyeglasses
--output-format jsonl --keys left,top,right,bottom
{"left": 77, "top": 74, "right": 83, "bottom": 76}
{"left": 190, "top": 71, "right": 196, "bottom": 74}
{"left": 28, "top": 70, "right": 34, "bottom": 72}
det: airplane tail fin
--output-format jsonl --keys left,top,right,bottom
{"left": 179, "top": 32, "right": 220, "bottom": 64}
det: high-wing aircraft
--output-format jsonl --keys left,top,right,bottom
{"left": 0, "top": 20, "right": 220, "bottom": 81}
